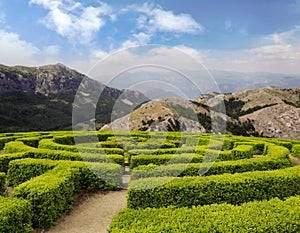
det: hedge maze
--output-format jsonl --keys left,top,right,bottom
{"left": 0, "top": 131, "right": 300, "bottom": 232}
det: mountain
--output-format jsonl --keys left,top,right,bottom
{"left": 0, "top": 63, "right": 148, "bottom": 132}
{"left": 101, "top": 87, "right": 300, "bottom": 140}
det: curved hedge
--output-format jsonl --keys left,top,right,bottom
{"left": 131, "top": 156, "right": 292, "bottom": 180}
{"left": 109, "top": 196, "right": 300, "bottom": 233}
{"left": 12, "top": 159, "right": 123, "bottom": 228}
{"left": 0, "top": 172, "right": 5, "bottom": 195}
{"left": 0, "top": 197, "right": 32, "bottom": 233}
{"left": 39, "top": 139, "right": 124, "bottom": 155}
{"left": 4, "top": 141, "right": 124, "bottom": 165}
{"left": 127, "top": 166, "right": 300, "bottom": 209}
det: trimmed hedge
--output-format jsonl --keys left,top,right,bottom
{"left": 0, "top": 153, "right": 27, "bottom": 173}
{"left": 7, "top": 159, "right": 58, "bottom": 186}
{"left": 0, "top": 197, "right": 32, "bottom": 233}
{"left": 131, "top": 156, "right": 292, "bottom": 179}
{"left": 13, "top": 160, "right": 123, "bottom": 228}
{"left": 264, "top": 144, "right": 290, "bottom": 158}
{"left": 230, "top": 145, "right": 254, "bottom": 159}
{"left": 109, "top": 196, "right": 300, "bottom": 233}
{"left": 233, "top": 141, "right": 265, "bottom": 154}
{"left": 13, "top": 164, "right": 81, "bottom": 228}
{"left": 0, "top": 136, "right": 21, "bottom": 149}
{"left": 4, "top": 141, "right": 124, "bottom": 165}
{"left": 127, "top": 166, "right": 300, "bottom": 209}
{"left": 4, "top": 141, "right": 33, "bottom": 153}
{"left": 39, "top": 139, "right": 124, "bottom": 155}
{"left": 130, "top": 154, "right": 204, "bottom": 169}
{"left": 292, "top": 144, "right": 300, "bottom": 159}
{"left": 0, "top": 172, "right": 5, "bottom": 195}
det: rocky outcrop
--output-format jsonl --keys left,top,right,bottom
{"left": 101, "top": 100, "right": 206, "bottom": 132}
{"left": 240, "top": 104, "right": 300, "bottom": 139}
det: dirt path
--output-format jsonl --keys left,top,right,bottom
{"left": 290, "top": 155, "right": 300, "bottom": 166}
{"left": 42, "top": 190, "right": 127, "bottom": 233}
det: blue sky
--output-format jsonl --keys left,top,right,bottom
{"left": 0, "top": 0, "right": 300, "bottom": 74}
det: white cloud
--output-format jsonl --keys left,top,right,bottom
{"left": 0, "top": 30, "right": 40, "bottom": 65}
{"left": 30, "top": 0, "right": 113, "bottom": 44}
{"left": 118, "top": 3, "right": 204, "bottom": 49}
{"left": 148, "top": 8, "right": 203, "bottom": 34}
{"left": 121, "top": 32, "right": 152, "bottom": 49}
{"left": 202, "top": 26, "right": 300, "bottom": 74}
{"left": 0, "top": 30, "right": 61, "bottom": 66}
{"left": 132, "top": 3, "right": 204, "bottom": 34}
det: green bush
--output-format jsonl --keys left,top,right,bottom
{"left": 264, "top": 144, "right": 290, "bottom": 158}
{"left": 0, "top": 197, "right": 32, "bottom": 233}
{"left": 13, "top": 160, "right": 123, "bottom": 228}
{"left": 13, "top": 164, "right": 81, "bottom": 228}
{"left": 109, "top": 196, "right": 300, "bottom": 233}
{"left": 16, "top": 135, "right": 52, "bottom": 148}
{"left": 0, "top": 136, "right": 21, "bottom": 149}
{"left": 0, "top": 153, "right": 28, "bottom": 173}
{"left": 39, "top": 139, "right": 124, "bottom": 155}
{"left": 230, "top": 145, "right": 254, "bottom": 159}
{"left": 131, "top": 156, "right": 292, "bottom": 180}
{"left": 233, "top": 141, "right": 265, "bottom": 154}
{"left": 129, "top": 154, "right": 204, "bottom": 169}
{"left": 292, "top": 145, "right": 300, "bottom": 159}
{"left": 127, "top": 166, "right": 300, "bottom": 209}
{"left": 0, "top": 172, "right": 5, "bottom": 195}
{"left": 4, "top": 141, "right": 33, "bottom": 153}
{"left": 7, "top": 159, "right": 58, "bottom": 186}
{"left": 81, "top": 153, "right": 124, "bottom": 166}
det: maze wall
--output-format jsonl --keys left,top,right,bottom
{"left": 0, "top": 131, "right": 300, "bottom": 232}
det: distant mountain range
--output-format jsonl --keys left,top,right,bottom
{"left": 102, "top": 87, "right": 300, "bottom": 140}
{"left": 0, "top": 63, "right": 148, "bottom": 132}
{"left": 0, "top": 63, "right": 299, "bottom": 139}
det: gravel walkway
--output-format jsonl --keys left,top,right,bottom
{"left": 42, "top": 190, "right": 127, "bottom": 233}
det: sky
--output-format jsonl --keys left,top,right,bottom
{"left": 1, "top": 0, "right": 300, "bottom": 74}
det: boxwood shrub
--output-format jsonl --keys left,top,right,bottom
{"left": 131, "top": 156, "right": 292, "bottom": 180}
{"left": 7, "top": 158, "right": 58, "bottom": 186}
{"left": 129, "top": 154, "right": 205, "bottom": 169}
{"left": 127, "top": 166, "right": 300, "bottom": 209}
{"left": 0, "top": 197, "right": 32, "bottom": 233}
{"left": 13, "top": 160, "right": 122, "bottom": 228}
{"left": 109, "top": 196, "right": 300, "bottom": 233}
{"left": 0, "top": 172, "right": 5, "bottom": 195}
{"left": 292, "top": 144, "right": 300, "bottom": 159}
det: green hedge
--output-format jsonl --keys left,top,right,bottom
{"left": 39, "top": 139, "right": 124, "bottom": 155}
{"left": 4, "top": 141, "right": 124, "bottom": 165}
{"left": 7, "top": 159, "right": 58, "bottom": 186}
{"left": 230, "top": 145, "right": 254, "bottom": 159}
{"left": 4, "top": 141, "right": 33, "bottom": 153}
{"left": 129, "top": 154, "right": 204, "bottom": 169}
{"left": 127, "top": 166, "right": 300, "bottom": 209}
{"left": 0, "top": 197, "right": 32, "bottom": 233}
{"left": 131, "top": 156, "right": 292, "bottom": 180}
{"left": 129, "top": 146, "right": 255, "bottom": 169}
{"left": 13, "top": 160, "right": 122, "bottom": 228}
{"left": 0, "top": 172, "right": 5, "bottom": 195}
{"left": 13, "top": 164, "right": 81, "bottom": 228}
{"left": 109, "top": 196, "right": 300, "bottom": 233}
{"left": 16, "top": 135, "right": 52, "bottom": 148}
{"left": 292, "top": 145, "right": 300, "bottom": 159}
{"left": 0, "top": 136, "right": 21, "bottom": 149}
{"left": 264, "top": 144, "right": 290, "bottom": 158}
{"left": 233, "top": 141, "right": 265, "bottom": 154}
{"left": 0, "top": 153, "right": 28, "bottom": 173}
